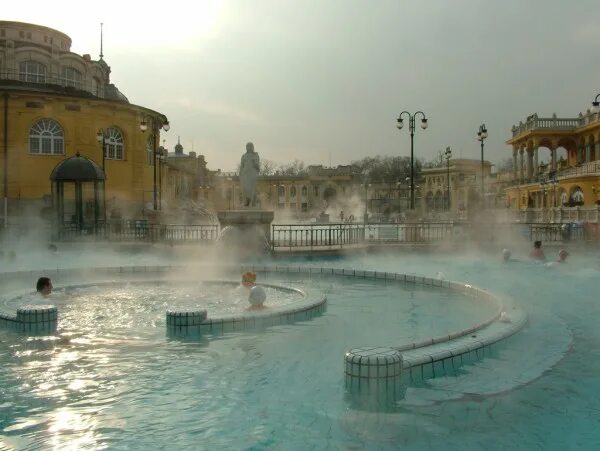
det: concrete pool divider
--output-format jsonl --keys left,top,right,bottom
{"left": 0, "top": 267, "right": 327, "bottom": 336}
{"left": 0, "top": 304, "right": 58, "bottom": 334}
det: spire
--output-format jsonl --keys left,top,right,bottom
{"left": 99, "top": 23, "right": 104, "bottom": 60}
{"left": 174, "top": 136, "right": 184, "bottom": 155}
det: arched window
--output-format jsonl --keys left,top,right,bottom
{"left": 61, "top": 67, "right": 82, "bottom": 89}
{"left": 278, "top": 186, "right": 285, "bottom": 197}
{"left": 105, "top": 127, "right": 124, "bottom": 160}
{"left": 571, "top": 187, "right": 584, "bottom": 204}
{"left": 290, "top": 186, "right": 296, "bottom": 197}
{"left": 301, "top": 186, "right": 307, "bottom": 197}
{"left": 146, "top": 136, "right": 154, "bottom": 166}
{"left": 19, "top": 61, "right": 46, "bottom": 83}
{"left": 29, "top": 119, "right": 64, "bottom": 155}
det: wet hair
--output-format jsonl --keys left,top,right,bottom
{"left": 48, "top": 244, "right": 57, "bottom": 252}
{"left": 534, "top": 241, "right": 542, "bottom": 248}
{"left": 242, "top": 271, "right": 257, "bottom": 284}
{"left": 36, "top": 277, "right": 51, "bottom": 292}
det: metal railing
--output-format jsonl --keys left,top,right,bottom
{"left": 271, "top": 223, "right": 365, "bottom": 250}
{"left": 364, "top": 222, "right": 456, "bottom": 243}
{"left": 271, "top": 222, "right": 459, "bottom": 250}
{"left": 57, "top": 222, "right": 219, "bottom": 243}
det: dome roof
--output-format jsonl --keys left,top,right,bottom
{"left": 50, "top": 153, "right": 105, "bottom": 181}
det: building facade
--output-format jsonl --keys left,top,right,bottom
{"left": 211, "top": 165, "right": 361, "bottom": 220}
{"left": 0, "top": 21, "right": 169, "bottom": 224}
{"left": 421, "top": 159, "right": 496, "bottom": 217}
{"left": 505, "top": 107, "right": 600, "bottom": 212}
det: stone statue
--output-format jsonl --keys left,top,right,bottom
{"left": 239, "top": 142, "right": 260, "bottom": 208}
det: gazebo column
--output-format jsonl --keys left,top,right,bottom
{"left": 527, "top": 149, "right": 534, "bottom": 179}
{"left": 533, "top": 147, "right": 539, "bottom": 176}
{"left": 75, "top": 181, "right": 83, "bottom": 230}
{"left": 551, "top": 147, "right": 557, "bottom": 171}
{"left": 519, "top": 148, "right": 525, "bottom": 182}
{"left": 512, "top": 147, "right": 518, "bottom": 181}
{"left": 585, "top": 142, "right": 591, "bottom": 163}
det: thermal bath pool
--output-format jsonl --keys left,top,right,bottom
{"left": 0, "top": 246, "right": 598, "bottom": 449}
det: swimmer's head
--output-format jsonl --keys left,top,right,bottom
{"left": 248, "top": 285, "right": 266, "bottom": 307}
{"left": 502, "top": 249, "right": 511, "bottom": 261}
{"left": 242, "top": 271, "right": 257, "bottom": 287}
{"left": 36, "top": 277, "right": 53, "bottom": 296}
{"left": 558, "top": 249, "right": 569, "bottom": 262}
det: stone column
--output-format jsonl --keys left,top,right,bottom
{"left": 527, "top": 149, "right": 534, "bottom": 179}
{"left": 551, "top": 147, "right": 557, "bottom": 171}
{"left": 519, "top": 148, "right": 525, "bottom": 182}
{"left": 534, "top": 147, "right": 539, "bottom": 175}
{"left": 595, "top": 141, "right": 600, "bottom": 161}
{"left": 512, "top": 147, "right": 518, "bottom": 180}
{"left": 585, "top": 143, "right": 591, "bottom": 163}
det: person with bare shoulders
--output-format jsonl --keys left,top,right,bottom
{"left": 529, "top": 241, "right": 546, "bottom": 262}
{"left": 36, "top": 277, "right": 53, "bottom": 296}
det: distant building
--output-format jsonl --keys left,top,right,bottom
{"left": 506, "top": 107, "right": 600, "bottom": 213}
{"left": 211, "top": 165, "right": 362, "bottom": 219}
{"left": 421, "top": 159, "right": 496, "bottom": 217}
{"left": 0, "top": 21, "right": 169, "bottom": 223}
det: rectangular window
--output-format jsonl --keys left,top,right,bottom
{"left": 29, "top": 138, "right": 39, "bottom": 154}
{"left": 19, "top": 61, "right": 46, "bottom": 83}
{"left": 41, "top": 137, "right": 52, "bottom": 154}
{"left": 61, "top": 67, "right": 82, "bottom": 89}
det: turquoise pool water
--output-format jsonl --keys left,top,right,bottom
{"left": 0, "top": 246, "right": 598, "bottom": 449}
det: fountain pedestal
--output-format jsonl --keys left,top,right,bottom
{"left": 217, "top": 210, "right": 275, "bottom": 253}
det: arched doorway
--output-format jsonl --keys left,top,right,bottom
{"left": 51, "top": 152, "right": 106, "bottom": 232}
{"left": 323, "top": 186, "right": 337, "bottom": 203}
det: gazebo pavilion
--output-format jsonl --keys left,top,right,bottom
{"left": 50, "top": 152, "right": 106, "bottom": 231}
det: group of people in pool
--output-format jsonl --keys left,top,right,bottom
{"left": 502, "top": 241, "right": 569, "bottom": 265}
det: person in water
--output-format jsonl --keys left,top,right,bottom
{"left": 556, "top": 249, "right": 569, "bottom": 263}
{"left": 36, "top": 277, "right": 53, "bottom": 296}
{"left": 529, "top": 241, "right": 546, "bottom": 261}
{"left": 502, "top": 248, "right": 512, "bottom": 262}
{"left": 241, "top": 271, "right": 266, "bottom": 310}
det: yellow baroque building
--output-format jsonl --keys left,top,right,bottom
{"left": 505, "top": 102, "right": 600, "bottom": 221}
{"left": 0, "top": 21, "right": 169, "bottom": 224}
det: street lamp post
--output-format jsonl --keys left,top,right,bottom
{"left": 476, "top": 124, "right": 488, "bottom": 208}
{"left": 157, "top": 146, "right": 167, "bottom": 210}
{"left": 140, "top": 116, "right": 170, "bottom": 211}
{"left": 95, "top": 129, "right": 109, "bottom": 222}
{"left": 591, "top": 93, "right": 600, "bottom": 114}
{"left": 397, "top": 111, "right": 428, "bottom": 210}
{"left": 361, "top": 182, "right": 371, "bottom": 224}
{"left": 540, "top": 181, "right": 547, "bottom": 209}
{"left": 444, "top": 146, "right": 452, "bottom": 211}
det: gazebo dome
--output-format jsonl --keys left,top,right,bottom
{"left": 50, "top": 153, "right": 105, "bottom": 181}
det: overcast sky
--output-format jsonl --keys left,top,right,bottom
{"left": 5, "top": 0, "right": 600, "bottom": 171}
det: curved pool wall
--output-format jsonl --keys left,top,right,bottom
{"left": 0, "top": 265, "right": 526, "bottom": 377}
{"left": 0, "top": 304, "right": 58, "bottom": 334}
